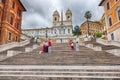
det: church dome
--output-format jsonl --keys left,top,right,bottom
{"left": 53, "top": 10, "right": 59, "bottom": 16}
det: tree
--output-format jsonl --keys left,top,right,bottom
{"left": 73, "top": 25, "right": 82, "bottom": 37}
{"left": 84, "top": 11, "right": 92, "bottom": 36}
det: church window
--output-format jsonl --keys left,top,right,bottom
{"left": 68, "top": 16, "right": 70, "bottom": 18}
{"left": 59, "top": 30, "right": 61, "bottom": 34}
{"left": 68, "top": 29, "right": 70, "bottom": 33}
{"left": 54, "top": 29, "right": 56, "bottom": 34}
{"left": 63, "top": 29, "right": 65, "bottom": 34}
{"left": 55, "top": 17, "right": 57, "bottom": 21}
{"left": 67, "top": 16, "right": 71, "bottom": 20}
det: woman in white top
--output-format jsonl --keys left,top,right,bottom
{"left": 76, "top": 41, "right": 79, "bottom": 51}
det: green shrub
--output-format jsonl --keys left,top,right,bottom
{"left": 95, "top": 32, "right": 102, "bottom": 38}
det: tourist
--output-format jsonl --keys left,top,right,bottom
{"left": 34, "top": 37, "right": 37, "bottom": 43}
{"left": 42, "top": 42, "right": 46, "bottom": 53}
{"left": 39, "top": 42, "right": 45, "bottom": 54}
{"left": 36, "top": 38, "right": 37, "bottom": 43}
{"left": 75, "top": 41, "right": 79, "bottom": 51}
{"left": 45, "top": 40, "right": 48, "bottom": 53}
{"left": 70, "top": 42, "right": 74, "bottom": 50}
{"left": 48, "top": 39, "right": 52, "bottom": 53}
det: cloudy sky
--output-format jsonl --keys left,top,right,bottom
{"left": 20, "top": 0, "right": 104, "bottom": 29}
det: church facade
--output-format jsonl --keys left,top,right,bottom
{"left": 22, "top": 9, "right": 74, "bottom": 43}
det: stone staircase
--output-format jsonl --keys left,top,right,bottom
{"left": 0, "top": 39, "right": 40, "bottom": 61}
{"left": 84, "top": 39, "right": 120, "bottom": 50}
{"left": 0, "top": 42, "right": 120, "bottom": 79}
{"left": 0, "top": 43, "right": 120, "bottom": 65}
{"left": 84, "top": 39, "right": 120, "bottom": 56}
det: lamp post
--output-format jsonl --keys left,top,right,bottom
{"left": 46, "top": 27, "right": 48, "bottom": 40}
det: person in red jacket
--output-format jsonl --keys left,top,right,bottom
{"left": 39, "top": 42, "right": 46, "bottom": 54}
{"left": 48, "top": 39, "right": 52, "bottom": 53}
{"left": 70, "top": 42, "right": 74, "bottom": 50}
{"left": 42, "top": 42, "right": 46, "bottom": 53}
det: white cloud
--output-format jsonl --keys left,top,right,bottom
{"left": 20, "top": 0, "right": 104, "bottom": 29}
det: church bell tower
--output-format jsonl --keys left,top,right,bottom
{"left": 53, "top": 10, "right": 60, "bottom": 26}
{"left": 66, "top": 9, "right": 72, "bottom": 21}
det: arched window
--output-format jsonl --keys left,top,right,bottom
{"left": 54, "top": 29, "right": 56, "bottom": 34}
{"left": 54, "top": 17, "right": 57, "bottom": 21}
{"left": 67, "top": 16, "right": 70, "bottom": 19}
{"left": 63, "top": 29, "right": 65, "bottom": 34}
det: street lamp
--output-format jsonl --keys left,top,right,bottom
{"left": 46, "top": 27, "right": 48, "bottom": 40}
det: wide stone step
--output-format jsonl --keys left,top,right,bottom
{"left": 0, "top": 65, "right": 120, "bottom": 79}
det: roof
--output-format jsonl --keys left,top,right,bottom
{"left": 22, "top": 27, "right": 52, "bottom": 31}
{"left": 81, "top": 21, "right": 102, "bottom": 26}
{"left": 66, "top": 9, "right": 72, "bottom": 14}
{"left": 99, "top": 0, "right": 105, "bottom": 6}
{"left": 19, "top": 0, "right": 26, "bottom": 11}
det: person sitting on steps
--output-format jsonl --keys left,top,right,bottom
{"left": 70, "top": 42, "right": 74, "bottom": 50}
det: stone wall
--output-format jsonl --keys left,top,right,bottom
{"left": 97, "top": 38, "right": 120, "bottom": 47}
{"left": 0, "top": 40, "right": 30, "bottom": 52}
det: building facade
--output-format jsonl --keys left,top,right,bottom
{"left": 22, "top": 9, "right": 73, "bottom": 43}
{"left": 99, "top": 0, "right": 120, "bottom": 41}
{"left": 0, "top": 0, "right": 26, "bottom": 45}
{"left": 80, "top": 21, "right": 104, "bottom": 37}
